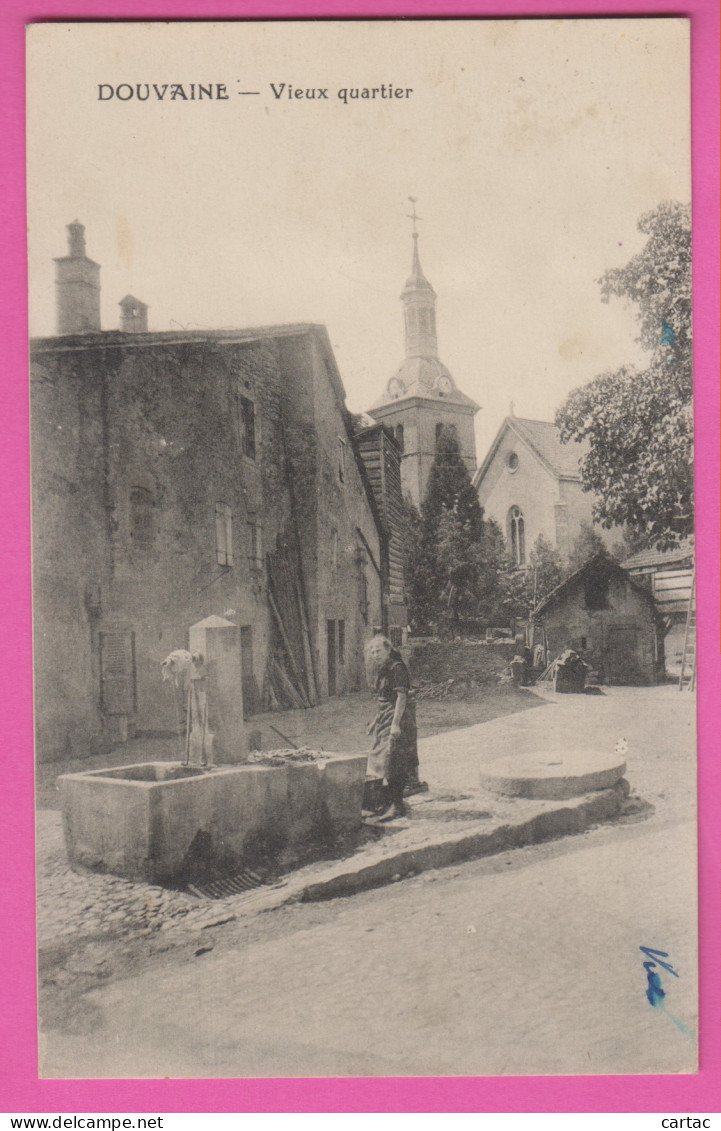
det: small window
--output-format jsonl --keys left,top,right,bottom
{"left": 584, "top": 572, "right": 610, "bottom": 611}
{"left": 130, "top": 486, "right": 154, "bottom": 549}
{"left": 395, "top": 424, "right": 405, "bottom": 452}
{"left": 248, "top": 520, "right": 263, "bottom": 570}
{"left": 338, "top": 437, "right": 346, "bottom": 484}
{"left": 215, "top": 502, "right": 233, "bottom": 567}
{"left": 239, "top": 395, "right": 256, "bottom": 460}
{"left": 435, "top": 422, "right": 444, "bottom": 446}
{"left": 507, "top": 451, "right": 519, "bottom": 472}
{"left": 337, "top": 619, "right": 345, "bottom": 665}
{"left": 331, "top": 528, "right": 339, "bottom": 569}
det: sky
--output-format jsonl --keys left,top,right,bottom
{"left": 26, "top": 19, "right": 691, "bottom": 458}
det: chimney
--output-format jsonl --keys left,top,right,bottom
{"left": 54, "top": 221, "right": 101, "bottom": 334}
{"left": 119, "top": 294, "right": 149, "bottom": 333}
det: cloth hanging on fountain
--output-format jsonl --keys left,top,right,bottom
{"left": 161, "top": 650, "right": 193, "bottom": 692}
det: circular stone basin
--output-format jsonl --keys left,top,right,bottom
{"left": 479, "top": 748, "right": 626, "bottom": 801}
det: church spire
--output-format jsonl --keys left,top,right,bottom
{"left": 401, "top": 198, "right": 438, "bottom": 359}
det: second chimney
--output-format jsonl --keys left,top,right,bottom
{"left": 119, "top": 295, "right": 149, "bottom": 333}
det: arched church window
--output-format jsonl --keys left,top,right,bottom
{"left": 508, "top": 506, "right": 526, "bottom": 566}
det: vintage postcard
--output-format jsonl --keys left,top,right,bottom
{"left": 27, "top": 19, "right": 697, "bottom": 1080}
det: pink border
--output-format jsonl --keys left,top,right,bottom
{"left": 1, "top": 0, "right": 718, "bottom": 1114}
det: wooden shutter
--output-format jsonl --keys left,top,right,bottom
{"left": 99, "top": 631, "right": 137, "bottom": 715}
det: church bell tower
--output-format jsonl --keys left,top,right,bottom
{"left": 367, "top": 201, "right": 480, "bottom": 507}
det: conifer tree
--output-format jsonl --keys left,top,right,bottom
{"left": 405, "top": 428, "right": 498, "bottom": 633}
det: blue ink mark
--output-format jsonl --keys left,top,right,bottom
{"left": 658, "top": 1000, "right": 693, "bottom": 1037}
{"left": 661, "top": 320, "right": 676, "bottom": 345}
{"left": 645, "top": 965, "right": 665, "bottom": 1006}
{"left": 641, "top": 946, "right": 694, "bottom": 1041}
{"left": 640, "top": 945, "right": 679, "bottom": 978}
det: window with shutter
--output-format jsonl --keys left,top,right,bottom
{"left": 99, "top": 631, "right": 137, "bottom": 715}
{"left": 215, "top": 502, "right": 233, "bottom": 567}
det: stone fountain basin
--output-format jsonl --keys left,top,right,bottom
{"left": 59, "top": 754, "right": 366, "bottom": 884}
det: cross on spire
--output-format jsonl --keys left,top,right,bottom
{"left": 406, "top": 196, "right": 422, "bottom": 238}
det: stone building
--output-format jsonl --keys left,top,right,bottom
{"left": 532, "top": 553, "right": 664, "bottom": 685}
{"left": 31, "top": 223, "right": 388, "bottom": 761}
{"left": 473, "top": 413, "right": 615, "bottom": 566}
{"left": 366, "top": 228, "right": 479, "bottom": 507}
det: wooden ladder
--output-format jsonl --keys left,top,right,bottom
{"left": 678, "top": 569, "right": 696, "bottom": 691}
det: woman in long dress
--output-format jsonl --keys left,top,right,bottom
{"left": 366, "top": 635, "right": 418, "bottom": 819}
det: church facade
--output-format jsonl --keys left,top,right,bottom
{"left": 366, "top": 227, "right": 479, "bottom": 508}
{"left": 473, "top": 414, "right": 616, "bottom": 565}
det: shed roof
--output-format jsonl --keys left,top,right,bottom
{"left": 621, "top": 538, "right": 694, "bottom": 571}
{"left": 533, "top": 552, "right": 656, "bottom": 618}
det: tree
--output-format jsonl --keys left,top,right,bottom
{"left": 556, "top": 201, "right": 692, "bottom": 550}
{"left": 421, "top": 428, "right": 484, "bottom": 545}
{"left": 495, "top": 533, "right": 565, "bottom": 623}
{"left": 404, "top": 429, "right": 502, "bottom": 634}
{"left": 568, "top": 523, "right": 607, "bottom": 573}
{"left": 403, "top": 500, "right": 436, "bottom": 631}
{"left": 609, "top": 525, "right": 652, "bottom": 563}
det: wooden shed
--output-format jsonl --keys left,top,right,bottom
{"left": 532, "top": 553, "right": 665, "bottom": 686}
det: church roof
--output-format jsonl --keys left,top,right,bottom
{"left": 511, "top": 417, "right": 586, "bottom": 478}
{"left": 402, "top": 233, "right": 436, "bottom": 298}
{"left": 474, "top": 415, "right": 586, "bottom": 487}
{"left": 369, "top": 355, "right": 479, "bottom": 412}
{"left": 368, "top": 220, "right": 479, "bottom": 417}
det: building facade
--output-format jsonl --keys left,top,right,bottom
{"left": 473, "top": 414, "right": 616, "bottom": 566}
{"left": 366, "top": 230, "right": 479, "bottom": 508}
{"left": 532, "top": 554, "right": 664, "bottom": 685}
{"left": 32, "top": 224, "right": 386, "bottom": 761}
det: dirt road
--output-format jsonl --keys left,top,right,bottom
{"left": 39, "top": 685, "right": 697, "bottom": 1079}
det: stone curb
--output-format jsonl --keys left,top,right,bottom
{"left": 296, "top": 779, "right": 630, "bottom": 902}
{"left": 132, "top": 780, "right": 630, "bottom": 932}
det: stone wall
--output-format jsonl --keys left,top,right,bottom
{"left": 407, "top": 639, "right": 510, "bottom": 686}
{"left": 31, "top": 326, "right": 384, "bottom": 761}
